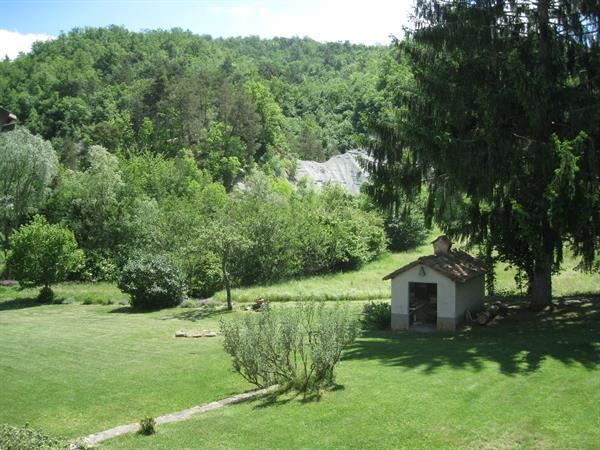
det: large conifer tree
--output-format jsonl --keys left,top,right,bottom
{"left": 368, "top": 0, "right": 599, "bottom": 307}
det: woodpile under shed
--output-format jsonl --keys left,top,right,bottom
{"left": 475, "top": 301, "right": 507, "bottom": 325}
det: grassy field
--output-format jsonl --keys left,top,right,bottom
{"left": 103, "top": 295, "right": 600, "bottom": 449}
{"left": 2, "top": 244, "right": 596, "bottom": 307}
{"left": 0, "top": 282, "right": 128, "bottom": 305}
{"left": 1, "top": 247, "right": 598, "bottom": 448}
{"left": 0, "top": 301, "right": 250, "bottom": 439}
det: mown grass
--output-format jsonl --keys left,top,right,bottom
{"left": 103, "top": 294, "right": 600, "bottom": 449}
{"left": 0, "top": 301, "right": 250, "bottom": 439}
{"left": 1, "top": 244, "right": 598, "bottom": 447}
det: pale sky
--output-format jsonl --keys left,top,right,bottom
{"left": 0, "top": 0, "right": 414, "bottom": 59}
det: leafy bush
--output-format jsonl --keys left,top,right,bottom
{"left": 179, "top": 250, "right": 222, "bottom": 299}
{"left": 384, "top": 212, "right": 428, "bottom": 252}
{"left": 80, "top": 249, "right": 119, "bottom": 282}
{"left": 7, "top": 216, "right": 84, "bottom": 299}
{"left": 118, "top": 255, "right": 187, "bottom": 310}
{"left": 138, "top": 416, "right": 156, "bottom": 435}
{"left": 37, "top": 286, "right": 54, "bottom": 304}
{"left": 0, "top": 423, "right": 69, "bottom": 450}
{"left": 220, "top": 302, "right": 360, "bottom": 392}
{"left": 231, "top": 176, "right": 386, "bottom": 285}
{"left": 361, "top": 301, "right": 391, "bottom": 330}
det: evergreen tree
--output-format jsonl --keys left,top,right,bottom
{"left": 368, "top": 0, "right": 599, "bottom": 307}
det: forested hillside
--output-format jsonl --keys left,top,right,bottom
{"left": 0, "top": 26, "right": 384, "bottom": 177}
{"left": 1, "top": 27, "right": 431, "bottom": 298}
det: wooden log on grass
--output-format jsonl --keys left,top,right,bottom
{"left": 476, "top": 304, "right": 500, "bottom": 325}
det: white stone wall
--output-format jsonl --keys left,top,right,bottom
{"left": 390, "top": 265, "right": 457, "bottom": 330}
{"left": 454, "top": 275, "right": 486, "bottom": 320}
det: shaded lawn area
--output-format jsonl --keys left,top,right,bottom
{"left": 0, "top": 301, "right": 251, "bottom": 439}
{"left": 104, "top": 295, "right": 600, "bottom": 449}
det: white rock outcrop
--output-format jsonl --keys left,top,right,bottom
{"left": 293, "top": 149, "right": 370, "bottom": 195}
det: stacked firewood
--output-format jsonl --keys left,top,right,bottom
{"left": 476, "top": 300, "right": 507, "bottom": 325}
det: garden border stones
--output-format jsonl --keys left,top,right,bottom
{"left": 77, "top": 385, "right": 278, "bottom": 446}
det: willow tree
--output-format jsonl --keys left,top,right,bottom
{"left": 368, "top": 0, "right": 599, "bottom": 307}
{"left": 0, "top": 128, "right": 58, "bottom": 270}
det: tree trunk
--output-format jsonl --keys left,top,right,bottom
{"left": 2, "top": 229, "right": 11, "bottom": 279}
{"left": 530, "top": 258, "right": 552, "bottom": 309}
{"left": 222, "top": 260, "right": 232, "bottom": 311}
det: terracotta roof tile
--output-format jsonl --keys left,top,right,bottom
{"left": 383, "top": 250, "right": 489, "bottom": 283}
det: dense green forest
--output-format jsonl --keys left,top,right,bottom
{"left": 0, "top": 27, "right": 385, "bottom": 170}
{"left": 0, "top": 27, "right": 426, "bottom": 300}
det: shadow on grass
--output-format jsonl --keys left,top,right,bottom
{"left": 107, "top": 306, "right": 149, "bottom": 314}
{"left": 252, "top": 383, "right": 345, "bottom": 409}
{"left": 159, "top": 308, "right": 232, "bottom": 322}
{"left": 344, "top": 294, "right": 600, "bottom": 376}
{"left": 0, "top": 297, "right": 42, "bottom": 311}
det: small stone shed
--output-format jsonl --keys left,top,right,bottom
{"left": 383, "top": 236, "right": 488, "bottom": 331}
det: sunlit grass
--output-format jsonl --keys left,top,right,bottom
{"left": 103, "top": 294, "right": 600, "bottom": 449}
{"left": 214, "top": 243, "right": 599, "bottom": 303}
{"left": 0, "top": 301, "right": 249, "bottom": 439}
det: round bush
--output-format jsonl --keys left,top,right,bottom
{"left": 37, "top": 286, "right": 55, "bottom": 304}
{"left": 118, "top": 255, "right": 187, "bottom": 310}
{"left": 180, "top": 251, "right": 223, "bottom": 299}
{"left": 384, "top": 212, "right": 428, "bottom": 252}
{"left": 361, "top": 301, "right": 392, "bottom": 330}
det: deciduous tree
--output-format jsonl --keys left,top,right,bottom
{"left": 0, "top": 128, "right": 57, "bottom": 271}
{"left": 8, "top": 216, "right": 83, "bottom": 301}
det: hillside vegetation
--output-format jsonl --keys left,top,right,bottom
{"left": 0, "top": 27, "right": 384, "bottom": 166}
{"left": 2, "top": 28, "right": 419, "bottom": 299}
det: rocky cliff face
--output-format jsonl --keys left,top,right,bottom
{"left": 292, "top": 149, "right": 370, "bottom": 195}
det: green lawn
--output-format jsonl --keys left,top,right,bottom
{"left": 1, "top": 247, "right": 598, "bottom": 448}
{"left": 0, "top": 301, "right": 250, "bottom": 439}
{"left": 103, "top": 294, "right": 600, "bottom": 449}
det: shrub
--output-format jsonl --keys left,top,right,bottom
{"left": 0, "top": 423, "right": 69, "bottom": 450}
{"left": 361, "top": 301, "right": 391, "bottom": 330}
{"left": 118, "top": 255, "right": 187, "bottom": 310}
{"left": 37, "top": 286, "right": 54, "bottom": 304}
{"left": 80, "top": 250, "right": 119, "bottom": 282}
{"left": 138, "top": 416, "right": 156, "bottom": 435}
{"left": 179, "top": 250, "right": 222, "bottom": 298}
{"left": 384, "top": 211, "right": 428, "bottom": 252}
{"left": 220, "top": 302, "right": 360, "bottom": 392}
{"left": 7, "top": 216, "right": 84, "bottom": 300}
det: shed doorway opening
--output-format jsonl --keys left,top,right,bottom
{"left": 409, "top": 282, "right": 437, "bottom": 326}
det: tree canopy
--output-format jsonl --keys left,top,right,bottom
{"left": 0, "top": 28, "right": 384, "bottom": 166}
{"left": 0, "top": 128, "right": 58, "bottom": 266}
{"left": 8, "top": 215, "right": 84, "bottom": 299}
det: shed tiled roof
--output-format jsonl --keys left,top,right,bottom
{"left": 382, "top": 250, "right": 489, "bottom": 283}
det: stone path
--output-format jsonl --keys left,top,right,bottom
{"left": 80, "top": 385, "right": 278, "bottom": 446}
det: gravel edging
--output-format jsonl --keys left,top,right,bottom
{"left": 78, "top": 385, "right": 279, "bottom": 446}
